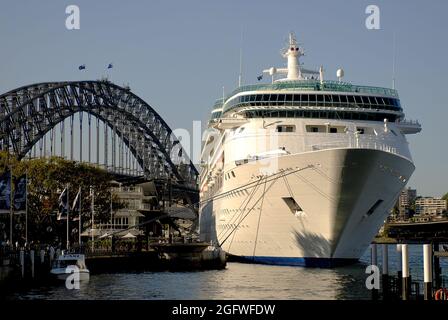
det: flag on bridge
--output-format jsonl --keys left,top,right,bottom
{"left": 107, "top": 63, "right": 113, "bottom": 69}
{"left": 257, "top": 74, "right": 263, "bottom": 81}
{"left": 78, "top": 64, "right": 86, "bottom": 70}
{"left": 57, "top": 186, "right": 69, "bottom": 220}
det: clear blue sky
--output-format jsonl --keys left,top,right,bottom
{"left": 0, "top": 0, "right": 446, "bottom": 196}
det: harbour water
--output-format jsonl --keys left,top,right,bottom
{"left": 7, "top": 245, "right": 447, "bottom": 300}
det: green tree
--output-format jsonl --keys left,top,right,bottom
{"left": 443, "top": 193, "right": 448, "bottom": 217}
{"left": 0, "top": 151, "right": 124, "bottom": 245}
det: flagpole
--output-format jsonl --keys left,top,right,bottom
{"left": 66, "top": 184, "right": 70, "bottom": 251}
{"left": 25, "top": 170, "right": 28, "bottom": 246}
{"left": 79, "top": 186, "right": 82, "bottom": 247}
{"left": 91, "top": 187, "right": 94, "bottom": 252}
{"left": 110, "top": 190, "right": 113, "bottom": 231}
{"left": 8, "top": 160, "right": 13, "bottom": 248}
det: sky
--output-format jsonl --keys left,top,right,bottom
{"left": 0, "top": 0, "right": 447, "bottom": 197}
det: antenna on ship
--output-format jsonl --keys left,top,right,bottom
{"left": 392, "top": 32, "right": 397, "bottom": 89}
{"left": 238, "top": 27, "right": 244, "bottom": 87}
{"left": 262, "top": 32, "right": 308, "bottom": 82}
{"left": 319, "top": 65, "right": 324, "bottom": 85}
{"left": 222, "top": 86, "right": 225, "bottom": 104}
{"left": 281, "top": 32, "right": 304, "bottom": 80}
{"left": 337, "top": 68, "right": 344, "bottom": 83}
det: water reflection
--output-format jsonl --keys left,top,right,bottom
{"left": 9, "top": 245, "right": 447, "bottom": 300}
{"left": 11, "top": 261, "right": 371, "bottom": 300}
{"left": 200, "top": 262, "right": 371, "bottom": 300}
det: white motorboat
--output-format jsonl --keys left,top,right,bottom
{"left": 50, "top": 253, "right": 90, "bottom": 281}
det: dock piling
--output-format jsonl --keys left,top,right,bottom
{"left": 423, "top": 244, "right": 432, "bottom": 300}
{"left": 49, "top": 247, "right": 55, "bottom": 265}
{"left": 371, "top": 244, "right": 379, "bottom": 300}
{"left": 382, "top": 244, "right": 389, "bottom": 299}
{"left": 401, "top": 244, "right": 410, "bottom": 300}
{"left": 30, "top": 250, "right": 35, "bottom": 279}
{"left": 433, "top": 242, "right": 441, "bottom": 288}
{"left": 396, "top": 244, "right": 403, "bottom": 295}
{"left": 20, "top": 250, "right": 25, "bottom": 278}
{"left": 371, "top": 244, "right": 377, "bottom": 266}
{"left": 40, "top": 250, "right": 45, "bottom": 264}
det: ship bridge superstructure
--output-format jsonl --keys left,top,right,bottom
{"left": 207, "top": 32, "right": 421, "bottom": 135}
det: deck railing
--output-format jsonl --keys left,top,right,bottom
{"left": 226, "top": 80, "right": 398, "bottom": 100}
{"left": 397, "top": 119, "right": 421, "bottom": 126}
{"left": 306, "top": 139, "right": 398, "bottom": 156}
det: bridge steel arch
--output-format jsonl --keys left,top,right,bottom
{"left": 0, "top": 81, "right": 198, "bottom": 189}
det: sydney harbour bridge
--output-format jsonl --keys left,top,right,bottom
{"left": 0, "top": 80, "right": 199, "bottom": 206}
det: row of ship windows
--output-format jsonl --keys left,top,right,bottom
{"left": 222, "top": 94, "right": 402, "bottom": 112}
{"left": 243, "top": 110, "right": 399, "bottom": 122}
{"left": 238, "top": 93, "right": 400, "bottom": 106}
{"left": 211, "top": 111, "right": 222, "bottom": 119}
{"left": 276, "top": 124, "right": 399, "bottom": 136}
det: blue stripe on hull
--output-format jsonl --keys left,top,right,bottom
{"left": 230, "top": 255, "right": 358, "bottom": 268}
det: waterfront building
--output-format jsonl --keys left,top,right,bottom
{"left": 111, "top": 184, "right": 145, "bottom": 231}
{"left": 415, "top": 197, "right": 447, "bottom": 216}
{"left": 396, "top": 187, "right": 417, "bottom": 218}
{"left": 97, "top": 182, "right": 197, "bottom": 240}
{"left": 80, "top": 184, "right": 145, "bottom": 240}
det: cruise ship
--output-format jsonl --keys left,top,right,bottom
{"left": 199, "top": 33, "right": 421, "bottom": 267}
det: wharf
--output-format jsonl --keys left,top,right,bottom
{"left": 0, "top": 241, "right": 226, "bottom": 296}
{"left": 369, "top": 219, "right": 448, "bottom": 301}
{"left": 85, "top": 242, "right": 226, "bottom": 272}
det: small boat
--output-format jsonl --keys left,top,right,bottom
{"left": 50, "top": 253, "right": 90, "bottom": 281}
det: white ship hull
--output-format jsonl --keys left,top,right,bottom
{"left": 200, "top": 148, "right": 414, "bottom": 267}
